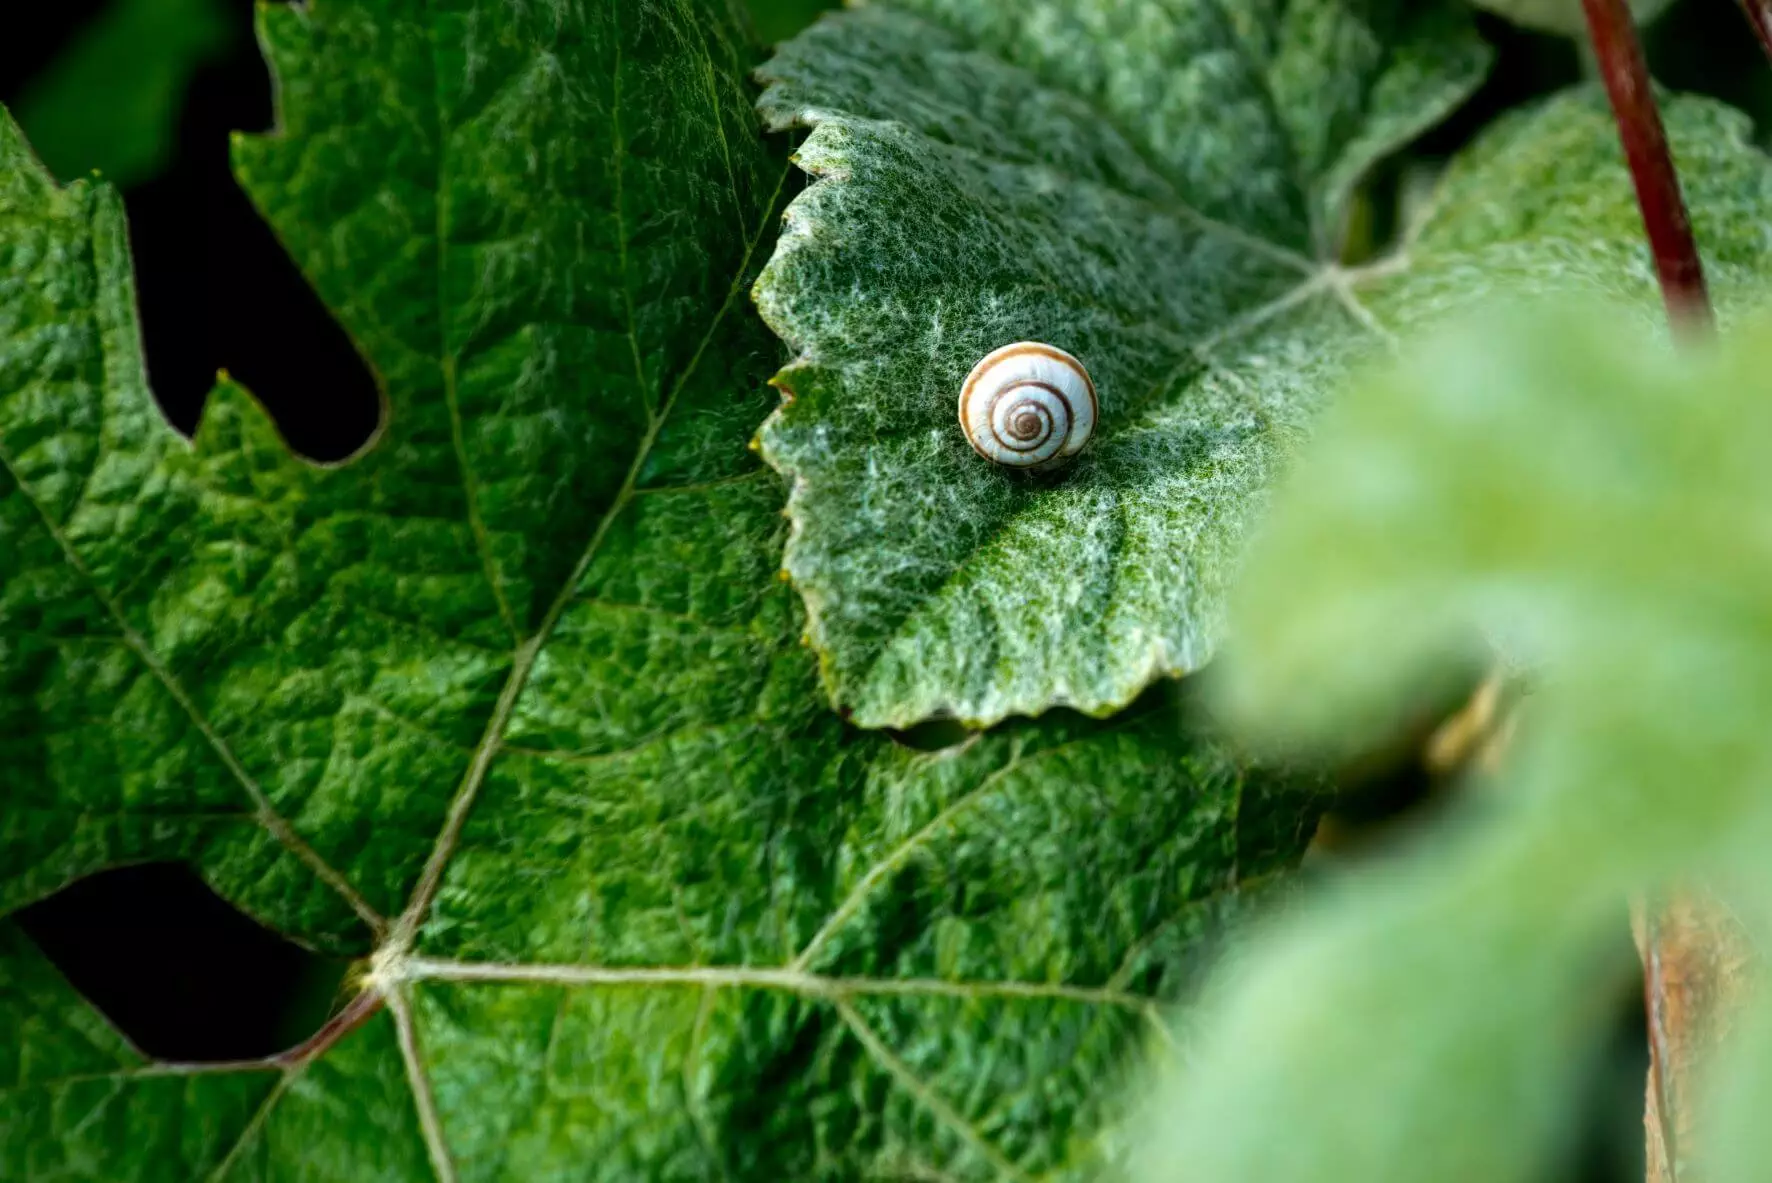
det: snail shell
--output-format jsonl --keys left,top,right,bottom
{"left": 958, "top": 342, "right": 1097, "bottom": 471}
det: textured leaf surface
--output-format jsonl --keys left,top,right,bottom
{"left": 0, "top": 1, "right": 1320, "bottom": 1176}
{"left": 752, "top": 0, "right": 1492, "bottom": 728}
{"left": 752, "top": 2, "right": 1770, "bottom": 728}
{"left": 1136, "top": 304, "right": 1772, "bottom": 1183}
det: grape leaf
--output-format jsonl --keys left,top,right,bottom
{"left": 750, "top": 1, "right": 1769, "bottom": 729}
{"left": 750, "top": 0, "right": 1492, "bottom": 728}
{"left": 0, "top": 1, "right": 1322, "bottom": 1176}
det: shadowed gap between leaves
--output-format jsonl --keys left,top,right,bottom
{"left": 1, "top": 0, "right": 382, "bottom": 464}
{"left": 886, "top": 669, "right": 1226, "bottom": 755}
{"left": 15, "top": 863, "right": 354, "bottom": 1062}
{"left": 123, "top": 0, "right": 381, "bottom": 462}
{"left": 1569, "top": 923, "right": 1652, "bottom": 1183}
{"left": 0, "top": 0, "right": 108, "bottom": 88}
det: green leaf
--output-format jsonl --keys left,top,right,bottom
{"left": 746, "top": 0, "right": 840, "bottom": 44}
{"left": 751, "top": 3, "right": 1772, "bottom": 730}
{"left": 751, "top": 0, "right": 1495, "bottom": 728}
{"left": 14, "top": 0, "right": 230, "bottom": 188}
{"left": 0, "top": 1, "right": 1322, "bottom": 1175}
{"left": 1136, "top": 302, "right": 1772, "bottom": 1183}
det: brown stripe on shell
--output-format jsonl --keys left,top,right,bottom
{"left": 987, "top": 380, "right": 1071, "bottom": 451}
{"left": 959, "top": 342, "right": 1098, "bottom": 424}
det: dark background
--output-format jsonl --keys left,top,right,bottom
{"left": 3, "top": 0, "right": 1763, "bottom": 1174}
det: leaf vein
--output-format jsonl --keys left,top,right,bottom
{"left": 398, "top": 956, "right": 1158, "bottom": 1012}
{"left": 886, "top": 4, "right": 1314, "bottom": 273}
{"left": 0, "top": 437, "right": 386, "bottom": 935}
{"left": 390, "top": 152, "right": 797, "bottom": 945}
{"left": 834, "top": 998, "right": 1034, "bottom": 1183}
{"left": 204, "top": 1071, "right": 294, "bottom": 1183}
{"left": 390, "top": 987, "right": 457, "bottom": 1183}
{"left": 790, "top": 739, "right": 1028, "bottom": 971}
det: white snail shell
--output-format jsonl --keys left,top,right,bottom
{"left": 958, "top": 342, "right": 1097, "bottom": 471}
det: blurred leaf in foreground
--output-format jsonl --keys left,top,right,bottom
{"left": 15, "top": 0, "right": 228, "bottom": 188}
{"left": 1136, "top": 303, "right": 1772, "bottom": 1183}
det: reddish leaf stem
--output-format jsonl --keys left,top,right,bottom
{"left": 1736, "top": 0, "right": 1772, "bottom": 64}
{"left": 1581, "top": 0, "right": 1714, "bottom": 334}
{"left": 270, "top": 986, "right": 385, "bottom": 1068}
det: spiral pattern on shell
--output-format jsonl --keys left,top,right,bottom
{"left": 958, "top": 342, "right": 1097, "bottom": 471}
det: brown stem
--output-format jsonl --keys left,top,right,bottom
{"left": 1581, "top": 0, "right": 1714, "bottom": 334}
{"left": 270, "top": 985, "right": 386, "bottom": 1068}
{"left": 1631, "top": 892, "right": 1757, "bottom": 1183}
{"left": 1735, "top": 0, "right": 1772, "bottom": 64}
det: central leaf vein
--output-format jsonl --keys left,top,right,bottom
{"left": 390, "top": 151, "right": 796, "bottom": 948}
